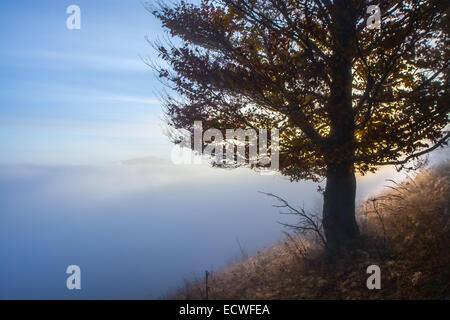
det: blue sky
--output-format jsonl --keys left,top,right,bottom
{"left": 0, "top": 0, "right": 169, "bottom": 165}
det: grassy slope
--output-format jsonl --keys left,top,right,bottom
{"left": 173, "top": 161, "right": 450, "bottom": 300}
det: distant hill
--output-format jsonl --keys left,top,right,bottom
{"left": 120, "top": 156, "right": 172, "bottom": 166}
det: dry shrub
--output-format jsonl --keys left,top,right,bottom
{"left": 359, "top": 161, "right": 450, "bottom": 298}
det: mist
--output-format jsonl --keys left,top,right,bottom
{"left": 0, "top": 158, "right": 428, "bottom": 299}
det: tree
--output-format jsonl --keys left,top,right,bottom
{"left": 151, "top": 0, "right": 450, "bottom": 251}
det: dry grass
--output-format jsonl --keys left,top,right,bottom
{"left": 171, "top": 161, "right": 450, "bottom": 300}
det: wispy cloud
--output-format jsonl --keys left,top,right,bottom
{"left": 2, "top": 49, "right": 150, "bottom": 73}
{"left": 98, "top": 95, "right": 160, "bottom": 105}
{"left": 0, "top": 116, "right": 165, "bottom": 140}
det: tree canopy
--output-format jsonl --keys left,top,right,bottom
{"left": 152, "top": 0, "right": 449, "bottom": 182}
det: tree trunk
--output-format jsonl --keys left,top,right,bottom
{"left": 322, "top": 0, "right": 359, "bottom": 253}
{"left": 322, "top": 161, "right": 359, "bottom": 252}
